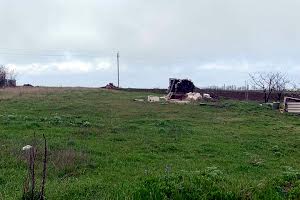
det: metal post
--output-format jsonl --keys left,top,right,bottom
{"left": 117, "top": 52, "right": 120, "bottom": 88}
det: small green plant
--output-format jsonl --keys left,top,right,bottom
{"left": 272, "top": 145, "right": 283, "bottom": 157}
{"left": 50, "top": 115, "right": 63, "bottom": 125}
{"left": 82, "top": 121, "right": 91, "bottom": 127}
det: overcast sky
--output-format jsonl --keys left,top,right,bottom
{"left": 0, "top": 0, "right": 299, "bottom": 88}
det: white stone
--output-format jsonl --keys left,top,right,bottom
{"left": 186, "top": 92, "right": 202, "bottom": 101}
{"left": 203, "top": 93, "right": 211, "bottom": 99}
{"left": 22, "top": 145, "right": 32, "bottom": 151}
{"left": 148, "top": 95, "right": 160, "bottom": 102}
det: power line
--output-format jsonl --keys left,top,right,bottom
{"left": 0, "top": 52, "right": 102, "bottom": 57}
{"left": 0, "top": 47, "right": 119, "bottom": 58}
{"left": 0, "top": 47, "right": 116, "bottom": 53}
{"left": 0, "top": 48, "right": 194, "bottom": 61}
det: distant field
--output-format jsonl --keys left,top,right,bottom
{"left": 0, "top": 87, "right": 299, "bottom": 199}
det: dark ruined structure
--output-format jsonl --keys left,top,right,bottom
{"left": 167, "top": 78, "right": 195, "bottom": 99}
{"left": 102, "top": 83, "right": 118, "bottom": 89}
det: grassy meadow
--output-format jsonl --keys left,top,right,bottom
{"left": 0, "top": 87, "right": 299, "bottom": 199}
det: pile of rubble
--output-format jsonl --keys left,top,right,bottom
{"left": 102, "top": 83, "right": 118, "bottom": 89}
{"left": 146, "top": 78, "right": 212, "bottom": 103}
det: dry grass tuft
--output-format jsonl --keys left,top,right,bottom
{"left": 0, "top": 87, "right": 62, "bottom": 100}
{"left": 50, "top": 149, "right": 88, "bottom": 177}
{"left": 0, "top": 86, "right": 106, "bottom": 100}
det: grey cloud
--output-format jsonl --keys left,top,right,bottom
{"left": 0, "top": 0, "right": 299, "bottom": 87}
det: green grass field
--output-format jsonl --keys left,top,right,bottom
{"left": 0, "top": 87, "right": 299, "bottom": 199}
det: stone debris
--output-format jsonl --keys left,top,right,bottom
{"left": 134, "top": 99, "right": 145, "bottom": 102}
{"left": 186, "top": 92, "right": 202, "bottom": 101}
{"left": 144, "top": 78, "right": 214, "bottom": 104}
{"left": 103, "top": 83, "right": 118, "bottom": 89}
{"left": 168, "top": 99, "right": 191, "bottom": 104}
{"left": 203, "top": 93, "right": 212, "bottom": 99}
{"left": 148, "top": 95, "right": 160, "bottom": 102}
{"left": 160, "top": 96, "right": 167, "bottom": 101}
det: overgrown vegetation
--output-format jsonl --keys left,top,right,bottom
{"left": 134, "top": 166, "right": 300, "bottom": 200}
{"left": 0, "top": 87, "right": 299, "bottom": 199}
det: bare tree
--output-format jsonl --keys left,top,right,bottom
{"left": 7, "top": 68, "right": 17, "bottom": 81}
{"left": 0, "top": 65, "right": 7, "bottom": 87}
{"left": 0, "top": 65, "right": 17, "bottom": 88}
{"left": 273, "top": 72, "right": 290, "bottom": 101}
{"left": 249, "top": 72, "right": 277, "bottom": 103}
{"left": 249, "top": 72, "right": 291, "bottom": 102}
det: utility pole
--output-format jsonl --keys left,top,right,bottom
{"left": 117, "top": 52, "right": 120, "bottom": 88}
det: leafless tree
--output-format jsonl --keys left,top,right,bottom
{"left": 249, "top": 72, "right": 276, "bottom": 103}
{"left": 8, "top": 68, "right": 17, "bottom": 80}
{"left": 249, "top": 72, "right": 291, "bottom": 102}
{"left": 291, "top": 83, "right": 299, "bottom": 92}
{"left": 0, "top": 65, "right": 7, "bottom": 87}
{"left": 273, "top": 73, "right": 290, "bottom": 101}
{"left": 0, "top": 65, "right": 17, "bottom": 87}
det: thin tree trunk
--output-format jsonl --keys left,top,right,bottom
{"left": 31, "top": 147, "right": 35, "bottom": 200}
{"left": 40, "top": 134, "right": 47, "bottom": 200}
